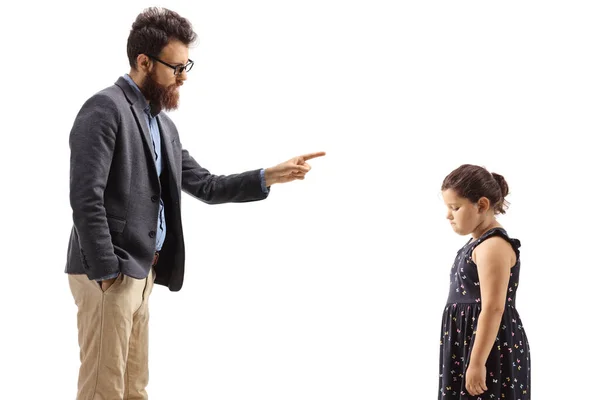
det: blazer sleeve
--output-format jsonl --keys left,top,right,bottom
{"left": 69, "top": 94, "right": 121, "bottom": 280}
{"left": 180, "top": 147, "right": 269, "bottom": 204}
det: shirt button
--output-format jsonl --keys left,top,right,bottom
{"left": 149, "top": 231, "right": 156, "bottom": 238}
{"left": 151, "top": 195, "right": 158, "bottom": 202}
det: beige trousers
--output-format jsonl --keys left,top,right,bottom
{"left": 68, "top": 269, "right": 155, "bottom": 400}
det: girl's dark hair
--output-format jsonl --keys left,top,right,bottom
{"left": 127, "top": 7, "right": 197, "bottom": 69}
{"left": 441, "top": 164, "right": 510, "bottom": 214}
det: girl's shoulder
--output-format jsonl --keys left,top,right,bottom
{"left": 470, "top": 227, "right": 521, "bottom": 264}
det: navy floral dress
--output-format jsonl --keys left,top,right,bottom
{"left": 439, "top": 228, "right": 531, "bottom": 399}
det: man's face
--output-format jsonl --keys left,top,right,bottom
{"left": 139, "top": 39, "right": 190, "bottom": 113}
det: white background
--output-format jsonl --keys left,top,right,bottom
{"left": 1, "top": 1, "right": 599, "bottom": 398}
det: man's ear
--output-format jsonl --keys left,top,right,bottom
{"left": 137, "top": 54, "right": 152, "bottom": 72}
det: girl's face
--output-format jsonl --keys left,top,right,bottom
{"left": 442, "top": 189, "right": 486, "bottom": 236}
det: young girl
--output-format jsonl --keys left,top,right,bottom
{"left": 438, "top": 164, "right": 531, "bottom": 399}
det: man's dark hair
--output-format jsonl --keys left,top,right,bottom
{"left": 127, "top": 7, "right": 197, "bottom": 69}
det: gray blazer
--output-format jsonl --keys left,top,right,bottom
{"left": 65, "top": 77, "right": 269, "bottom": 292}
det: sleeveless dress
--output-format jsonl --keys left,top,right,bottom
{"left": 438, "top": 227, "right": 531, "bottom": 399}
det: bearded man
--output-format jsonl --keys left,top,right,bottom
{"left": 65, "top": 7, "right": 325, "bottom": 399}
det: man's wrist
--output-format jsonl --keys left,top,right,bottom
{"left": 263, "top": 167, "right": 275, "bottom": 188}
{"left": 95, "top": 272, "right": 120, "bottom": 281}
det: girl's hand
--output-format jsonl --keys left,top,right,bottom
{"left": 465, "top": 362, "right": 487, "bottom": 396}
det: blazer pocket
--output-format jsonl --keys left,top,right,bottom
{"left": 106, "top": 216, "right": 126, "bottom": 233}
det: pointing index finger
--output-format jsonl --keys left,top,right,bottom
{"left": 300, "top": 151, "right": 326, "bottom": 161}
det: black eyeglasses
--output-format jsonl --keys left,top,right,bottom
{"left": 146, "top": 54, "right": 194, "bottom": 75}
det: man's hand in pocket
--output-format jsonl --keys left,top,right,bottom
{"left": 100, "top": 276, "right": 118, "bottom": 292}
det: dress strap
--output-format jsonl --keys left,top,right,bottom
{"left": 469, "top": 227, "right": 521, "bottom": 259}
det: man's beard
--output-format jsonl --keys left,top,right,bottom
{"left": 139, "top": 70, "right": 181, "bottom": 115}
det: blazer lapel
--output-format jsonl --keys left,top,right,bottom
{"left": 132, "top": 106, "right": 158, "bottom": 178}
{"left": 156, "top": 116, "right": 179, "bottom": 188}
{"left": 115, "top": 77, "right": 160, "bottom": 184}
